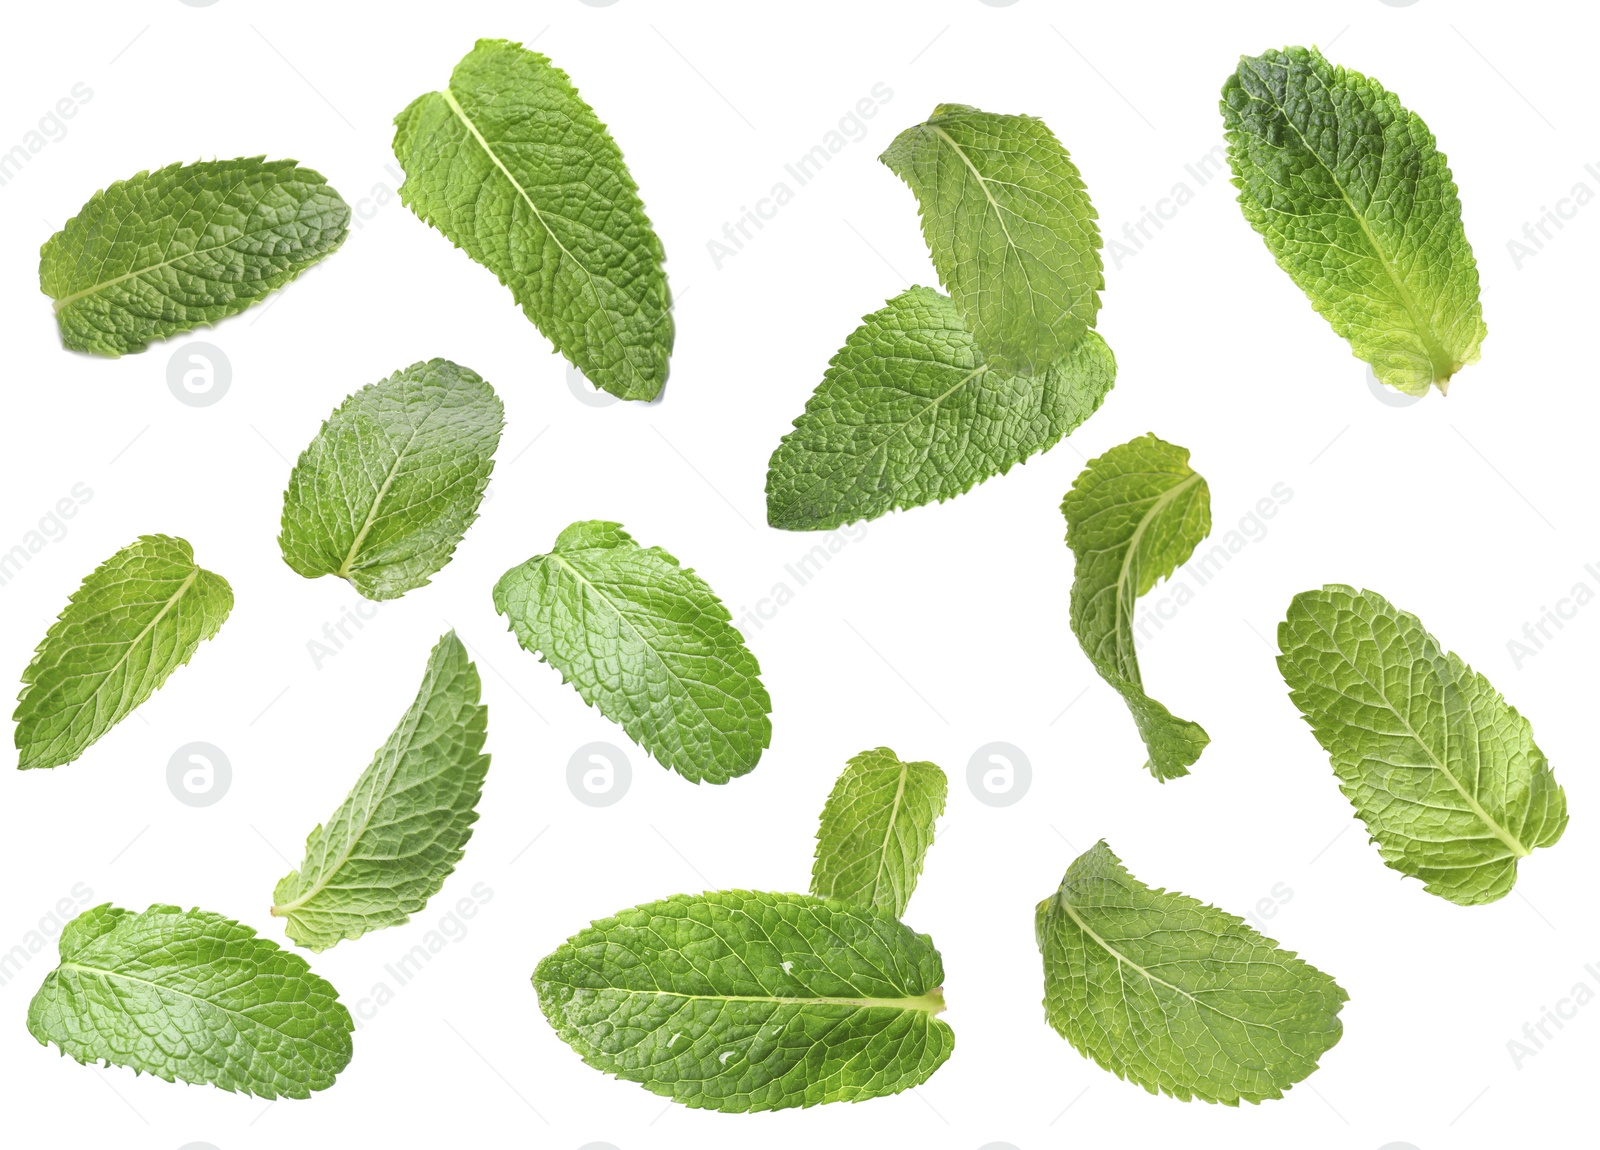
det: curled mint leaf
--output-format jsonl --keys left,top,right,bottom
{"left": 27, "top": 903, "right": 353, "bottom": 1098}
{"left": 15, "top": 535, "right": 232, "bottom": 770}
{"left": 41, "top": 157, "right": 349, "bottom": 356}
{"left": 394, "top": 39, "right": 672, "bottom": 400}
{"left": 1277, "top": 585, "right": 1568, "bottom": 904}
{"left": 278, "top": 358, "right": 503, "bottom": 600}
{"left": 272, "top": 632, "right": 489, "bottom": 950}
{"left": 1222, "top": 46, "right": 1486, "bottom": 395}
{"left": 810, "top": 747, "right": 947, "bottom": 918}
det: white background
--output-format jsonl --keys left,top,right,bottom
{"left": 0, "top": 1, "right": 1594, "bottom": 1148}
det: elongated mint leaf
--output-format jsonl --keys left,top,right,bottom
{"left": 493, "top": 521, "right": 770, "bottom": 784}
{"left": 278, "top": 359, "right": 503, "bottom": 600}
{"left": 27, "top": 903, "right": 353, "bottom": 1098}
{"left": 272, "top": 632, "right": 489, "bottom": 949}
{"left": 535, "top": 890, "right": 952, "bottom": 1112}
{"left": 15, "top": 535, "right": 232, "bottom": 770}
{"left": 811, "top": 747, "right": 947, "bottom": 918}
{"left": 394, "top": 39, "right": 672, "bottom": 400}
{"left": 766, "top": 286, "right": 1115, "bottom": 530}
{"left": 1222, "top": 46, "right": 1486, "bottom": 395}
{"left": 41, "top": 157, "right": 349, "bottom": 356}
{"left": 1278, "top": 585, "right": 1567, "bottom": 905}
{"left": 880, "top": 104, "right": 1102, "bottom": 373}
{"left": 1061, "top": 436, "right": 1210, "bottom": 780}
{"left": 1037, "top": 841, "right": 1346, "bottom": 1105}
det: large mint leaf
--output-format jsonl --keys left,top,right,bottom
{"left": 493, "top": 521, "right": 770, "bottom": 785}
{"left": 766, "top": 286, "right": 1115, "bottom": 530}
{"left": 41, "top": 157, "right": 349, "bottom": 356}
{"left": 14, "top": 535, "right": 232, "bottom": 770}
{"left": 1222, "top": 47, "right": 1486, "bottom": 395}
{"left": 1036, "top": 841, "right": 1346, "bottom": 1105}
{"left": 278, "top": 358, "right": 503, "bottom": 600}
{"left": 393, "top": 39, "right": 672, "bottom": 400}
{"left": 272, "top": 632, "right": 489, "bottom": 950}
{"left": 880, "top": 104, "right": 1102, "bottom": 373}
{"left": 811, "top": 747, "right": 947, "bottom": 918}
{"left": 1061, "top": 435, "right": 1210, "bottom": 781}
{"left": 27, "top": 903, "right": 353, "bottom": 1098}
{"left": 1278, "top": 585, "right": 1567, "bottom": 905}
{"left": 534, "top": 890, "right": 953, "bottom": 1112}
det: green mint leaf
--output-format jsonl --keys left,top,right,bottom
{"left": 27, "top": 903, "right": 353, "bottom": 1098}
{"left": 810, "top": 747, "right": 947, "bottom": 918}
{"left": 278, "top": 358, "right": 503, "bottom": 600}
{"left": 272, "top": 632, "right": 489, "bottom": 950}
{"left": 880, "top": 104, "right": 1103, "bottom": 373}
{"left": 1221, "top": 46, "right": 1487, "bottom": 395}
{"left": 41, "top": 157, "right": 349, "bottom": 356}
{"left": 493, "top": 521, "right": 771, "bottom": 785}
{"left": 393, "top": 39, "right": 672, "bottom": 400}
{"left": 766, "top": 286, "right": 1115, "bottom": 530}
{"left": 14, "top": 535, "right": 232, "bottom": 770}
{"left": 534, "top": 890, "right": 953, "bottom": 1112}
{"left": 1036, "top": 841, "right": 1346, "bottom": 1105}
{"left": 1061, "top": 435, "right": 1211, "bottom": 780}
{"left": 1277, "top": 585, "right": 1568, "bottom": 905}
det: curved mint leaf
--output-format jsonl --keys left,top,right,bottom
{"left": 272, "top": 632, "right": 489, "bottom": 950}
{"left": 880, "top": 104, "right": 1102, "bottom": 374}
{"left": 41, "top": 157, "right": 349, "bottom": 356}
{"left": 393, "top": 39, "right": 672, "bottom": 400}
{"left": 27, "top": 903, "right": 353, "bottom": 1098}
{"left": 766, "top": 286, "right": 1115, "bottom": 530}
{"left": 1036, "top": 841, "right": 1346, "bottom": 1105}
{"left": 534, "top": 890, "right": 953, "bottom": 1112}
{"left": 278, "top": 358, "right": 503, "bottom": 600}
{"left": 493, "top": 521, "right": 770, "bottom": 784}
{"left": 811, "top": 747, "right": 947, "bottom": 918}
{"left": 15, "top": 535, "right": 232, "bottom": 769}
{"left": 1061, "top": 435, "right": 1211, "bottom": 781}
{"left": 1277, "top": 585, "right": 1568, "bottom": 905}
{"left": 1222, "top": 46, "right": 1486, "bottom": 395}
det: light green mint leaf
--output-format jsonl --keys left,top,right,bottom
{"left": 1061, "top": 435, "right": 1211, "bottom": 781}
{"left": 880, "top": 104, "right": 1103, "bottom": 374}
{"left": 766, "top": 286, "right": 1115, "bottom": 530}
{"left": 278, "top": 358, "right": 503, "bottom": 600}
{"left": 810, "top": 747, "right": 947, "bottom": 918}
{"left": 27, "top": 903, "right": 353, "bottom": 1098}
{"left": 40, "top": 157, "right": 349, "bottom": 356}
{"left": 493, "top": 521, "right": 771, "bottom": 785}
{"left": 394, "top": 39, "right": 672, "bottom": 401}
{"left": 1277, "top": 585, "right": 1567, "bottom": 905}
{"left": 272, "top": 631, "right": 489, "bottom": 950}
{"left": 534, "top": 890, "right": 953, "bottom": 1112}
{"left": 14, "top": 535, "right": 232, "bottom": 770}
{"left": 1222, "top": 46, "right": 1486, "bottom": 396}
{"left": 1036, "top": 841, "right": 1346, "bottom": 1105}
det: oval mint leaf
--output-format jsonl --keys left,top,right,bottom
{"left": 1036, "top": 841, "right": 1346, "bottom": 1105}
{"left": 272, "top": 631, "right": 489, "bottom": 950}
{"left": 27, "top": 903, "right": 354, "bottom": 1098}
{"left": 767, "top": 286, "right": 1115, "bottom": 530}
{"left": 1222, "top": 46, "right": 1486, "bottom": 395}
{"left": 1061, "top": 435, "right": 1210, "bottom": 781}
{"left": 278, "top": 358, "right": 504, "bottom": 600}
{"left": 41, "top": 157, "right": 350, "bottom": 356}
{"left": 1277, "top": 585, "right": 1568, "bottom": 905}
{"left": 15, "top": 535, "right": 232, "bottom": 770}
{"left": 394, "top": 39, "right": 673, "bottom": 400}
{"left": 811, "top": 747, "right": 947, "bottom": 918}
{"left": 535, "top": 890, "right": 953, "bottom": 1112}
{"left": 493, "top": 521, "right": 771, "bottom": 784}
{"left": 880, "top": 104, "right": 1103, "bottom": 374}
